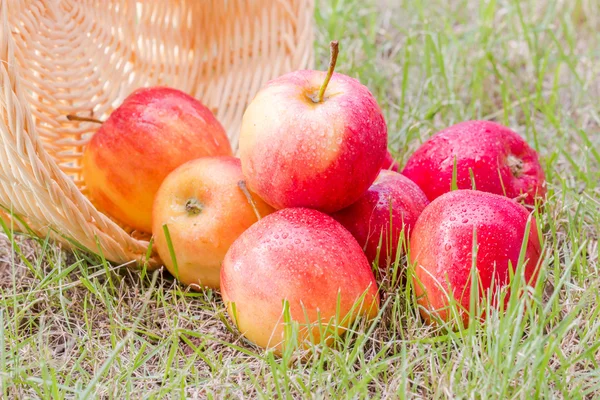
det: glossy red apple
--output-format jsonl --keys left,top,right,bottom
{"left": 383, "top": 150, "right": 399, "bottom": 172}
{"left": 410, "top": 190, "right": 542, "bottom": 326}
{"left": 239, "top": 42, "right": 387, "bottom": 213}
{"left": 83, "top": 86, "right": 232, "bottom": 232}
{"left": 152, "top": 157, "right": 274, "bottom": 289}
{"left": 402, "top": 120, "right": 546, "bottom": 205}
{"left": 220, "top": 208, "right": 380, "bottom": 354}
{"left": 332, "top": 170, "right": 429, "bottom": 269}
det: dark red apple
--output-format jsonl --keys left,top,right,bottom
{"left": 402, "top": 120, "right": 546, "bottom": 205}
{"left": 332, "top": 170, "right": 429, "bottom": 269}
{"left": 410, "top": 190, "right": 542, "bottom": 326}
{"left": 220, "top": 208, "right": 380, "bottom": 354}
{"left": 239, "top": 42, "right": 387, "bottom": 213}
{"left": 383, "top": 150, "right": 399, "bottom": 172}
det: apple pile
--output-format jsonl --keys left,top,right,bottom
{"left": 80, "top": 41, "right": 546, "bottom": 353}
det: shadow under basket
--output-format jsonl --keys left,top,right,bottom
{"left": 0, "top": 0, "right": 315, "bottom": 268}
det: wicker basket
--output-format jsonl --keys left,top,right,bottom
{"left": 0, "top": 0, "right": 314, "bottom": 268}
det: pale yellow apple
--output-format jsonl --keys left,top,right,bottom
{"left": 152, "top": 156, "right": 273, "bottom": 289}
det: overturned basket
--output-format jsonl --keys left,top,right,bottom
{"left": 0, "top": 0, "right": 314, "bottom": 267}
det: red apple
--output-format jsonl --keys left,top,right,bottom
{"left": 402, "top": 120, "right": 546, "bottom": 205}
{"left": 220, "top": 208, "right": 380, "bottom": 354}
{"left": 383, "top": 150, "right": 399, "bottom": 172}
{"left": 152, "top": 157, "right": 274, "bottom": 289}
{"left": 83, "top": 86, "right": 232, "bottom": 232}
{"left": 332, "top": 170, "right": 429, "bottom": 269}
{"left": 410, "top": 190, "right": 542, "bottom": 326}
{"left": 239, "top": 42, "right": 387, "bottom": 213}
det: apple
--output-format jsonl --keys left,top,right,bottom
{"left": 402, "top": 120, "right": 546, "bottom": 205}
{"left": 152, "top": 156, "right": 273, "bottom": 289}
{"left": 410, "top": 190, "right": 542, "bottom": 326}
{"left": 332, "top": 170, "right": 429, "bottom": 269}
{"left": 383, "top": 150, "right": 399, "bottom": 172}
{"left": 82, "top": 86, "right": 232, "bottom": 233}
{"left": 220, "top": 208, "right": 380, "bottom": 353}
{"left": 239, "top": 41, "right": 387, "bottom": 213}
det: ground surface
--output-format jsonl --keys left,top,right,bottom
{"left": 2, "top": 0, "right": 600, "bottom": 398}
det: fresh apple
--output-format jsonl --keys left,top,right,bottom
{"left": 402, "top": 120, "right": 546, "bottom": 205}
{"left": 410, "top": 190, "right": 542, "bottom": 326}
{"left": 383, "top": 150, "right": 399, "bottom": 172}
{"left": 152, "top": 156, "right": 273, "bottom": 289}
{"left": 332, "top": 170, "right": 429, "bottom": 269}
{"left": 239, "top": 41, "right": 387, "bottom": 213}
{"left": 220, "top": 208, "right": 380, "bottom": 354}
{"left": 82, "top": 86, "right": 232, "bottom": 233}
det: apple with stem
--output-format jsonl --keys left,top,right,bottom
{"left": 402, "top": 120, "right": 546, "bottom": 205}
{"left": 239, "top": 41, "right": 387, "bottom": 213}
{"left": 152, "top": 156, "right": 273, "bottom": 289}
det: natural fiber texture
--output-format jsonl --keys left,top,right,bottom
{"left": 0, "top": 0, "right": 314, "bottom": 267}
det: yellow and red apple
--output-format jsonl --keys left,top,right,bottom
{"left": 239, "top": 42, "right": 387, "bottom": 213}
{"left": 220, "top": 208, "right": 380, "bottom": 354}
{"left": 152, "top": 156, "right": 273, "bottom": 289}
{"left": 83, "top": 86, "right": 232, "bottom": 232}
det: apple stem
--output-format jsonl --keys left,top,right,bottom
{"left": 507, "top": 154, "right": 524, "bottom": 178}
{"left": 315, "top": 40, "right": 339, "bottom": 103}
{"left": 238, "top": 180, "right": 262, "bottom": 220}
{"left": 185, "top": 198, "right": 203, "bottom": 215}
{"left": 513, "top": 193, "right": 528, "bottom": 203}
{"left": 67, "top": 114, "right": 104, "bottom": 124}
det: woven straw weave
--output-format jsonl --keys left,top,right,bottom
{"left": 0, "top": 0, "right": 314, "bottom": 267}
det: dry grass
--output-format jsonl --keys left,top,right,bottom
{"left": 1, "top": 0, "right": 600, "bottom": 398}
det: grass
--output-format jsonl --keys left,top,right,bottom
{"left": 1, "top": 0, "right": 600, "bottom": 397}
